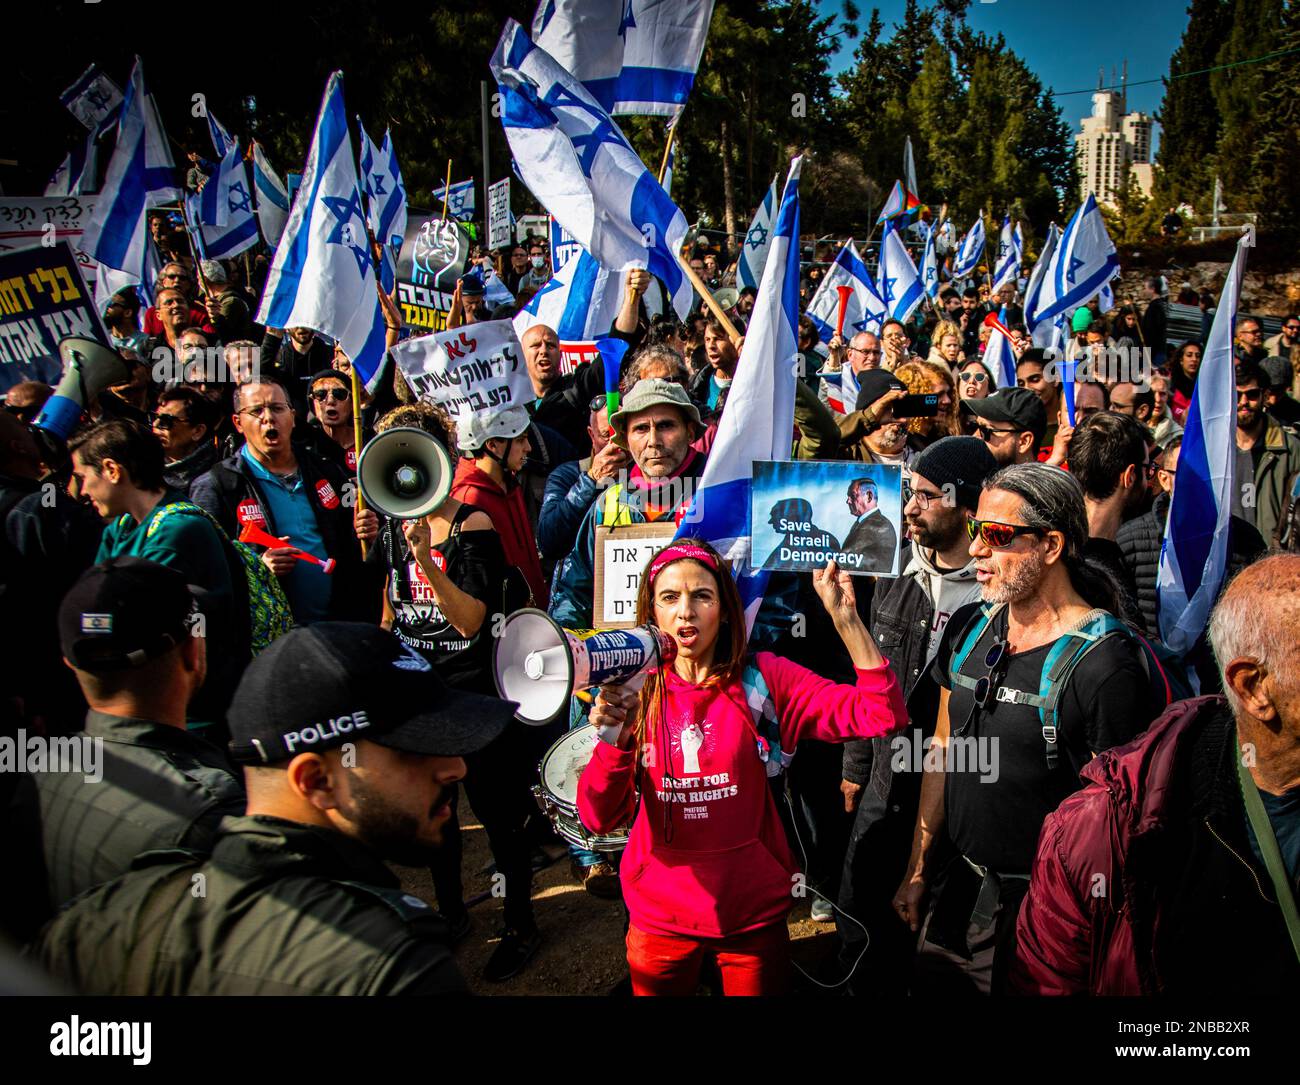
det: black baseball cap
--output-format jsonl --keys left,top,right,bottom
{"left": 226, "top": 622, "right": 516, "bottom": 765}
{"left": 855, "top": 369, "right": 907, "bottom": 413}
{"left": 60, "top": 558, "right": 197, "bottom": 671}
{"left": 964, "top": 387, "right": 1048, "bottom": 444}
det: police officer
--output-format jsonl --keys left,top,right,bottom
{"left": 5, "top": 558, "right": 243, "bottom": 943}
{"left": 33, "top": 622, "right": 517, "bottom": 995}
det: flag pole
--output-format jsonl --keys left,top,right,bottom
{"left": 657, "top": 118, "right": 677, "bottom": 186}
{"left": 675, "top": 251, "right": 741, "bottom": 343}
{"left": 440, "top": 160, "right": 453, "bottom": 221}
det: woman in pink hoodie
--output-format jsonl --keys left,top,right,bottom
{"left": 578, "top": 539, "right": 908, "bottom": 995}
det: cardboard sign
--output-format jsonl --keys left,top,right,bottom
{"left": 391, "top": 318, "right": 531, "bottom": 422}
{"left": 750, "top": 460, "right": 903, "bottom": 577}
{"left": 487, "top": 178, "right": 512, "bottom": 252}
{"left": 0, "top": 197, "right": 100, "bottom": 277}
{"left": 592, "top": 521, "right": 678, "bottom": 628}
{"left": 394, "top": 212, "right": 470, "bottom": 333}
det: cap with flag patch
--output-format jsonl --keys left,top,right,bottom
{"left": 60, "top": 557, "right": 197, "bottom": 671}
{"left": 226, "top": 622, "right": 516, "bottom": 764}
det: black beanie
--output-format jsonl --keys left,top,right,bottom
{"left": 854, "top": 369, "right": 906, "bottom": 413}
{"left": 911, "top": 436, "right": 998, "bottom": 511}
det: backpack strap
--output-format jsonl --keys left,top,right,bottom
{"left": 948, "top": 603, "right": 1001, "bottom": 696}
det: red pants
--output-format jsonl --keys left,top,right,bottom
{"left": 625, "top": 922, "right": 791, "bottom": 996}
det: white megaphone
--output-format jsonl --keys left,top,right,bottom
{"left": 31, "top": 336, "right": 131, "bottom": 459}
{"left": 356, "top": 426, "right": 454, "bottom": 519}
{"left": 493, "top": 609, "right": 678, "bottom": 726}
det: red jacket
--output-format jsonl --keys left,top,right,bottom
{"left": 1010, "top": 695, "right": 1300, "bottom": 995}
{"left": 577, "top": 652, "right": 906, "bottom": 939}
{"left": 451, "top": 457, "right": 548, "bottom": 609}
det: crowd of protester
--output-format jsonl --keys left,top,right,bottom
{"left": 2, "top": 218, "right": 1299, "bottom": 998}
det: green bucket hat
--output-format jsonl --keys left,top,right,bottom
{"left": 608, "top": 378, "right": 703, "bottom": 451}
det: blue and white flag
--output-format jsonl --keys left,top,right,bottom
{"left": 806, "top": 240, "right": 887, "bottom": 342}
{"left": 512, "top": 246, "right": 622, "bottom": 341}
{"left": 920, "top": 222, "right": 940, "bottom": 299}
{"left": 1025, "top": 222, "right": 1060, "bottom": 347}
{"left": 877, "top": 221, "right": 924, "bottom": 323}
{"left": 1156, "top": 234, "right": 1249, "bottom": 659}
{"left": 1030, "top": 194, "right": 1118, "bottom": 330}
{"left": 491, "top": 19, "right": 692, "bottom": 319}
{"left": 990, "top": 216, "right": 1023, "bottom": 294}
{"left": 191, "top": 120, "right": 259, "bottom": 260}
{"left": 676, "top": 157, "right": 802, "bottom": 635}
{"left": 256, "top": 72, "right": 387, "bottom": 391}
{"left": 662, "top": 139, "right": 676, "bottom": 197}
{"left": 952, "top": 214, "right": 985, "bottom": 279}
{"left": 45, "top": 128, "right": 100, "bottom": 196}
{"left": 60, "top": 64, "right": 123, "bottom": 132}
{"left": 80, "top": 58, "right": 179, "bottom": 279}
{"left": 738, "top": 174, "right": 778, "bottom": 292}
{"left": 252, "top": 141, "right": 291, "bottom": 247}
{"left": 984, "top": 324, "right": 1018, "bottom": 390}
{"left": 531, "top": 0, "right": 714, "bottom": 117}
{"left": 357, "top": 123, "right": 409, "bottom": 291}
{"left": 432, "top": 179, "right": 476, "bottom": 223}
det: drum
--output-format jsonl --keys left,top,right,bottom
{"left": 533, "top": 723, "right": 631, "bottom": 853}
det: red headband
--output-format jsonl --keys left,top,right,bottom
{"left": 648, "top": 543, "right": 719, "bottom": 584}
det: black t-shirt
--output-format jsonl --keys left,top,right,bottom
{"left": 381, "top": 504, "right": 507, "bottom": 695}
{"left": 929, "top": 601, "right": 1149, "bottom": 874}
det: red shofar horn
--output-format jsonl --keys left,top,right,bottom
{"left": 982, "top": 311, "right": 1015, "bottom": 341}
{"left": 834, "top": 285, "right": 854, "bottom": 338}
{"left": 238, "top": 520, "right": 335, "bottom": 574}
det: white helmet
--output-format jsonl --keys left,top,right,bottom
{"left": 456, "top": 405, "right": 530, "bottom": 452}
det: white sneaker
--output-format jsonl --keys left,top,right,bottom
{"left": 810, "top": 896, "right": 835, "bottom": 922}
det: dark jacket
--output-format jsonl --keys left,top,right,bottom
{"left": 1116, "top": 491, "right": 1266, "bottom": 636}
{"left": 259, "top": 332, "right": 334, "bottom": 421}
{"left": 1010, "top": 696, "right": 1300, "bottom": 995}
{"left": 12, "top": 711, "right": 244, "bottom": 938}
{"left": 1141, "top": 296, "right": 1168, "bottom": 359}
{"left": 33, "top": 815, "right": 467, "bottom": 995}
{"left": 529, "top": 361, "right": 604, "bottom": 458}
{"left": 162, "top": 440, "right": 223, "bottom": 498}
{"left": 191, "top": 445, "right": 381, "bottom": 624}
{"left": 537, "top": 457, "right": 599, "bottom": 562}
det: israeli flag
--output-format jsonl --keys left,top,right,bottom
{"left": 1030, "top": 194, "right": 1118, "bottom": 330}
{"left": 990, "top": 216, "right": 1023, "bottom": 294}
{"left": 513, "top": 246, "right": 622, "bottom": 341}
{"left": 60, "top": 63, "right": 124, "bottom": 132}
{"left": 984, "top": 324, "right": 1018, "bottom": 390}
{"left": 531, "top": 0, "right": 714, "bottom": 117}
{"left": 491, "top": 19, "right": 691, "bottom": 319}
{"left": 1025, "top": 222, "right": 1060, "bottom": 347}
{"left": 662, "top": 139, "right": 676, "bottom": 197}
{"left": 257, "top": 72, "right": 387, "bottom": 391}
{"left": 1157, "top": 234, "right": 1249, "bottom": 659}
{"left": 676, "top": 157, "right": 802, "bottom": 634}
{"left": 80, "top": 58, "right": 179, "bottom": 278}
{"left": 806, "top": 240, "right": 887, "bottom": 342}
{"left": 920, "top": 223, "right": 939, "bottom": 299}
{"left": 952, "top": 214, "right": 985, "bottom": 279}
{"left": 432, "top": 179, "right": 476, "bottom": 222}
{"left": 738, "top": 174, "right": 778, "bottom": 292}
{"left": 45, "top": 128, "right": 99, "bottom": 196}
{"left": 190, "top": 111, "right": 259, "bottom": 259}
{"left": 877, "top": 221, "right": 924, "bottom": 323}
{"left": 252, "top": 141, "right": 290, "bottom": 247}
{"left": 357, "top": 122, "right": 408, "bottom": 291}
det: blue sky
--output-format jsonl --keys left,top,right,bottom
{"left": 817, "top": 0, "right": 1193, "bottom": 148}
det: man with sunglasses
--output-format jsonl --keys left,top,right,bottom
{"left": 154, "top": 387, "right": 220, "bottom": 498}
{"left": 193, "top": 378, "right": 379, "bottom": 626}
{"left": 1235, "top": 317, "right": 1268, "bottom": 368}
{"left": 895, "top": 463, "right": 1153, "bottom": 994}
{"left": 1264, "top": 313, "right": 1300, "bottom": 379}
{"left": 301, "top": 370, "right": 367, "bottom": 476}
{"left": 963, "top": 387, "right": 1046, "bottom": 467}
{"left": 837, "top": 436, "right": 998, "bottom": 995}
{"left": 1234, "top": 360, "right": 1300, "bottom": 547}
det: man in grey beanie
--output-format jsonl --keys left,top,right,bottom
{"left": 836, "top": 435, "right": 999, "bottom": 995}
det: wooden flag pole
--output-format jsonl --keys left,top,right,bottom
{"left": 675, "top": 250, "right": 742, "bottom": 344}
{"left": 349, "top": 363, "right": 368, "bottom": 559}
{"left": 657, "top": 118, "right": 677, "bottom": 186}
{"left": 440, "top": 160, "right": 453, "bottom": 221}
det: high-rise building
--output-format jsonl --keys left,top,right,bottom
{"left": 1075, "top": 62, "right": 1154, "bottom": 206}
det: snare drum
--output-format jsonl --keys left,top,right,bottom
{"left": 534, "top": 723, "right": 631, "bottom": 853}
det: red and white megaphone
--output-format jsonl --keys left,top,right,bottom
{"left": 982, "top": 311, "right": 1017, "bottom": 342}
{"left": 834, "top": 285, "right": 854, "bottom": 338}
{"left": 238, "top": 521, "right": 336, "bottom": 574}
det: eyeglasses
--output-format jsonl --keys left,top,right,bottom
{"left": 966, "top": 518, "right": 1042, "bottom": 548}
{"left": 238, "top": 403, "right": 291, "bottom": 419}
{"left": 312, "top": 387, "right": 350, "bottom": 403}
{"left": 956, "top": 639, "right": 1010, "bottom": 738}
{"left": 959, "top": 371, "right": 988, "bottom": 384}
{"left": 1285, "top": 325, "right": 1300, "bottom": 335}
{"left": 973, "top": 423, "right": 1018, "bottom": 441}
{"left": 902, "top": 481, "right": 943, "bottom": 510}
{"left": 1237, "top": 388, "right": 1264, "bottom": 402}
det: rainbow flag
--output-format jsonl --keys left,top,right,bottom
{"left": 876, "top": 179, "right": 920, "bottom": 224}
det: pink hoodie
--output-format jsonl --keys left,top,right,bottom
{"left": 577, "top": 651, "right": 907, "bottom": 939}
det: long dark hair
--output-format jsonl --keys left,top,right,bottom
{"left": 984, "top": 463, "right": 1124, "bottom": 614}
{"left": 1170, "top": 340, "right": 1202, "bottom": 398}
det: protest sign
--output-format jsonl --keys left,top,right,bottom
{"left": 593, "top": 522, "right": 678, "bottom": 627}
{"left": 487, "top": 178, "right": 512, "bottom": 252}
{"left": 394, "top": 212, "right": 469, "bottom": 333}
{"left": 0, "top": 197, "right": 101, "bottom": 277}
{"left": 750, "top": 460, "right": 903, "bottom": 576}
{"left": 391, "top": 318, "right": 530, "bottom": 421}
{"left": 559, "top": 339, "right": 598, "bottom": 376}
{"left": 0, "top": 242, "right": 108, "bottom": 392}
